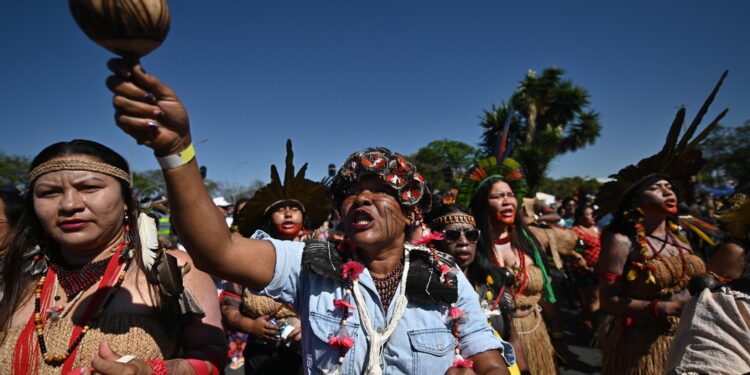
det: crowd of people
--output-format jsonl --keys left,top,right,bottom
{"left": 0, "top": 61, "right": 746, "bottom": 375}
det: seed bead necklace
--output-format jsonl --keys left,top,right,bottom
{"left": 371, "top": 261, "right": 404, "bottom": 312}
{"left": 32, "top": 241, "right": 132, "bottom": 366}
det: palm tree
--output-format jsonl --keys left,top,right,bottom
{"left": 480, "top": 67, "right": 602, "bottom": 194}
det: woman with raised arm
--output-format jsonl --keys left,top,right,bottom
{"left": 106, "top": 58, "right": 510, "bottom": 375}
{"left": 0, "top": 140, "right": 226, "bottom": 375}
{"left": 594, "top": 73, "right": 727, "bottom": 375}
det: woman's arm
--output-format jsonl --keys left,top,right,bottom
{"left": 169, "top": 250, "right": 228, "bottom": 371}
{"left": 106, "top": 59, "right": 276, "bottom": 290}
{"left": 708, "top": 242, "right": 746, "bottom": 280}
{"left": 220, "top": 283, "right": 281, "bottom": 342}
{"left": 597, "top": 232, "right": 685, "bottom": 317}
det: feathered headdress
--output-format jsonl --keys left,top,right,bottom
{"left": 595, "top": 71, "right": 729, "bottom": 217}
{"left": 716, "top": 193, "right": 750, "bottom": 240}
{"left": 457, "top": 108, "right": 526, "bottom": 208}
{"left": 236, "top": 140, "right": 329, "bottom": 237}
{"left": 331, "top": 147, "right": 431, "bottom": 212}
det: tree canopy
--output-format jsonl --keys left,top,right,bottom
{"left": 410, "top": 139, "right": 480, "bottom": 192}
{"left": 480, "top": 67, "right": 602, "bottom": 195}
{"left": 699, "top": 122, "right": 750, "bottom": 187}
{"left": 0, "top": 152, "right": 31, "bottom": 188}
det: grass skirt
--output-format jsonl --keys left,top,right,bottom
{"left": 514, "top": 306, "right": 558, "bottom": 375}
{"left": 600, "top": 314, "right": 679, "bottom": 375}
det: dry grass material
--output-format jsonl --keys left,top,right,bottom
{"left": 514, "top": 309, "right": 559, "bottom": 375}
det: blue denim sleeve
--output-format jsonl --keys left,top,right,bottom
{"left": 259, "top": 237, "right": 305, "bottom": 307}
{"left": 454, "top": 271, "right": 506, "bottom": 359}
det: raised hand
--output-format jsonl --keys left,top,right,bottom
{"left": 106, "top": 58, "right": 192, "bottom": 156}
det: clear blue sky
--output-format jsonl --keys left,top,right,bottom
{"left": 1, "top": 1, "right": 747, "bottom": 189}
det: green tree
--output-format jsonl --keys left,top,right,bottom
{"left": 0, "top": 152, "right": 31, "bottom": 187}
{"left": 480, "top": 67, "right": 602, "bottom": 195}
{"left": 699, "top": 122, "right": 750, "bottom": 187}
{"left": 133, "top": 169, "right": 223, "bottom": 200}
{"left": 410, "top": 139, "right": 480, "bottom": 192}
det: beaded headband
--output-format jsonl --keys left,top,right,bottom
{"left": 28, "top": 159, "right": 130, "bottom": 185}
{"left": 431, "top": 214, "right": 476, "bottom": 227}
{"left": 263, "top": 199, "right": 306, "bottom": 216}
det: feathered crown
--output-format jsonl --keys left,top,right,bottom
{"left": 716, "top": 193, "right": 750, "bottom": 240}
{"left": 236, "top": 140, "right": 329, "bottom": 237}
{"left": 457, "top": 107, "right": 526, "bottom": 208}
{"left": 595, "top": 71, "right": 729, "bottom": 217}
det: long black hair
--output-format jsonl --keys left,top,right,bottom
{"left": 0, "top": 140, "right": 144, "bottom": 342}
{"left": 469, "top": 177, "right": 541, "bottom": 270}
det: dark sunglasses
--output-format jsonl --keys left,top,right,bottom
{"left": 441, "top": 228, "right": 481, "bottom": 243}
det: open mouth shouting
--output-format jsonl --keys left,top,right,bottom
{"left": 349, "top": 208, "right": 374, "bottom": 230}
{"left": 495, "top": 207, "right": 516, "bottom": 224}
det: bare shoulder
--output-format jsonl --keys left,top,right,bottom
{"left": 717, "top": 242, "right": 746, "bottom": 257}
{"left": 597, "top": 232, "right": 633, "bottom": 274}
{"left": 601, "top": 232, "right": 632, "bottom": 253}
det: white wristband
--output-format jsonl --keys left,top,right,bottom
{"left": 157, "top": 143, "right": 195, "bottom": 170}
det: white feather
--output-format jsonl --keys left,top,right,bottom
{"left": 138, "top": 212, "right": 160, "bottom": 270}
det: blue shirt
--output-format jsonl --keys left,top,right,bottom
{"left": 260, "top": 235, "right": 509, "bottom": 374}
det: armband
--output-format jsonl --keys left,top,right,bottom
{"left": 186, "top": 358, "right": 220, "bottom": 375}
{"left": 157, "top": 143, "right": 195, "bottom": 170}
{"left": 599, "top": 272, "right": 622, "bottom": 282}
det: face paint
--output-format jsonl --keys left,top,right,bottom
{"left": 495, "top": 209, "right": 516, "bottom": 225}
{"left": 639, "top": 179, "right": 678, "bottom": 215}
{"left": 275, "top": 223, "right": 303, "bottom": 237}
{"left": 642, "top": 201, "right": 678, "bottom": 215}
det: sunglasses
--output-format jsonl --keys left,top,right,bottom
{"left": 441, "top": 228, "right": 481, "bottom": 243}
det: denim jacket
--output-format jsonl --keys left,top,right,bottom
{"left": 259, "top": 233, "right": 510, "bottom": 375}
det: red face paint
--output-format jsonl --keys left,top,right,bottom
{"left": 275, "top": 223, "right": 303, "bottom": 237}
{"left": 495, "top": 208, "right": 516, "bottom": 225}
{"left": 642, "top": 200, "right": 678, "bottom": 215}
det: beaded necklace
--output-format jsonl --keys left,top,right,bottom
{"left": 328, "top": 235, "right": 471, "bottom": 374}
{"left": 371, "top": 261, "right": 403, "bottom": 312}
{"left": 13, "top": 234, "right": 133, "bottom": 375}
{"left": 34, "top": 242, "right": 131, "bottom": 366}
{"left": 49, "top": 255, "right": 113, "bottom": 297}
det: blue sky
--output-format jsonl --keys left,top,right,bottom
{"left": 1, "top": 1, "right": 747, "bottom": 190}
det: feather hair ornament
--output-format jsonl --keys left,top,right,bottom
{"left": 236, "top": 139, "right": 329, "bottom": 237}
{"left": 457, "top": 106, "right": 527, "bottom": 208}
{"left": 595, "top": 71, "right": 729, "bottom": 218}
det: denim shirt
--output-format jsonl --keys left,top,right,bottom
{"left": 260, "top": 235, "right": 509, "bottom": 375}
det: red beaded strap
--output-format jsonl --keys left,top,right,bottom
{"left": 219, "top": 290, "right": 241, "bottom": 304}
{"left": 148, "top": 358, "right": 169, "bottom": 375}
{"left": 599, "top": 272, "right": 621, "bottom": 282}
{"left": 187, "top": 358, "right": 220, "bottom": 375}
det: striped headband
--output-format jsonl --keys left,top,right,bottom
{"left": 28, "top": 159, "right": 130, "bottom": 185}
{"left": 431, "top": 213, "right": 476, "bottom": 227}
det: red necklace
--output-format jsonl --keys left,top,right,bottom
{"left": 49, "top": 255, "right": 112, "bottom": 297}
{"left": 13, "top": 241, "right": 131, "bottom": 374}
{"left": 493, "top": 234, "right": 512, "bottom": 245}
